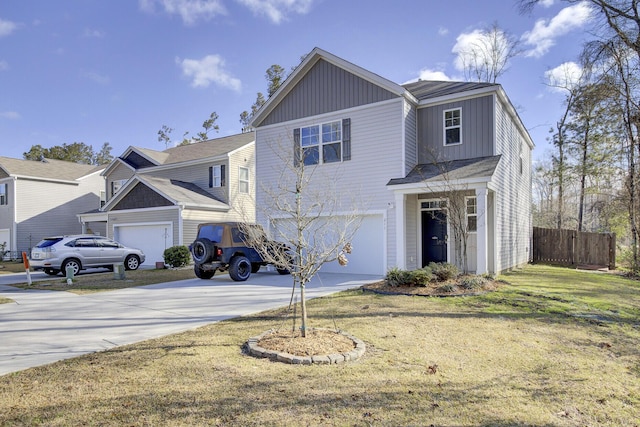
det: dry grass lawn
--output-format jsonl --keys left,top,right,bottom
{"left": 0, "top": 265, "right": 638, "bottom": 426}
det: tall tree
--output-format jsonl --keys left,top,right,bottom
{"left": 93, "top": 142, "right": 114, "bottom": 165}
{"left": 23, "top": 142, "right": 112, "bottom": 165}
{"left": 239, "top": 64, "right": 285, "bottom": 131}
{"left": 454, "top": 22, "right": 521, "bottom": 83}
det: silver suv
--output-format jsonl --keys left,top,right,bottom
{"left": 30, "top": 235, "right": 145, "bottom": 276}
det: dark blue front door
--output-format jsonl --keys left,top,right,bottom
{"left": 421, "top": 210, "right": 447, "bottom": 267}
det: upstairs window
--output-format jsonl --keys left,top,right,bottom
{"left": 444, "top": 108, "right": 461, "bottom": 145}
{"left": 111, "top": 179, "right": 127, "bottom": 197}
{"left": 209, "top": 164, "right": 226, "bottom": 188}
{"left": 294, "top": 118, "right": 351, "bottom": 166}
{"left": 0, "top": 183, "right": 7, "bottom": 205}
{"left": 239, "top": 166, "right": 249, "bottom": 194}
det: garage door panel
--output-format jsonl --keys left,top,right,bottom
{"left": 273, "top": 215, "right": 384, "bottom": 276}
{"left": 114, "top": 224, "right": 172, "bottom": 266}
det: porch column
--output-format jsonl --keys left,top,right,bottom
{"left": 394, "top": 192, "right": 406, "bottom": 270}
{"left": 475, "top": 188, "right": 488, "bottom": 275}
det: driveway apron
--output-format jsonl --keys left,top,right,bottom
{"left": 0, "top": 272, "right": 380, "bottom": 376}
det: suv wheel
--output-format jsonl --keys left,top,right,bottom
{"left": 191, "top": 238, "right": 214, "bottom": 264}
{"left": 125, "top": 255, "right": 140, "bottom": 270}
{"left": 194, "top": 264, "right": 215, "bottom": 279}
{"left": 61, "top": 259, "right": 81, "bottom": 276}
{"left": 229, "top": 255, "right": 251, "bottom": 281}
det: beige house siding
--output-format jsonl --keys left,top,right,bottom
{"left": 105, "top": 162, "right": 135, "bottom": 201}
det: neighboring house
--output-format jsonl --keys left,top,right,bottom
{"left": 250, "top": 47, "right": 533, "bottom": 275}
{"left": 78, "top": 133, "right": 255, "bottom": 266}
{"left": 0, "top": 157, "right": 105, "bottom": 258}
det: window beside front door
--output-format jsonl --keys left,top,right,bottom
{"left": 444, "top": 108, "right": 461, "bottom": 146}
{"left": 466, "top": 197, "right": 477, "bottom": 232}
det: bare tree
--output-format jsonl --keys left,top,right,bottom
{"left": 240, "top": 137, "right": 362, "bottom": 337}
{"left": 454, "top": 22, "right": 521, "bottom": 83}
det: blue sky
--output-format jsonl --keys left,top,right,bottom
{"left": 0, "top": 0, "right": 593, "bottom": 162}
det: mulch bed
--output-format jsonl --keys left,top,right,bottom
{"left": 361, "top": 278, "right": 503, "bottom": 297}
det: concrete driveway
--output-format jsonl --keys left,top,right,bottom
{"left": 0, "top": 271, "right": 380, "bottom": 376}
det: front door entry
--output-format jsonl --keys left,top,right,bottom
{"left": 421, "top": 210, "right": 447, "bottom": 267}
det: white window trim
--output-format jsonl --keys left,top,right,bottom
{"left": 300, "top": 120, "right": 343, "bottom": 165}
{"left": 443, "top": 107, "right": 462, "bottom": 146}
{"left": 111, "top": 179, "right": 127, "bottom": 197}
{"left": 239, "top": 166, "right": 249, "bottom": 194}
{"left": 211, "top": 165, "right": 222, "bottom": 187}
{"left": 466, "top": 196, "right": 477, "bottom": 233}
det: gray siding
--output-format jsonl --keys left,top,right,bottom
{"left": 105, "top": 162, "right": 134, "bottom": 201}
{"left": 417, "top": 95, "right": 494, "bottom": 163}
{"left": 404, "top": 100, "right": 418, "bottom": 175}
{"left": 493, "top": 98, "right": 532, "bottom": 272}
{"left": 260, "top": 59, "right": 398, "bottom": 126}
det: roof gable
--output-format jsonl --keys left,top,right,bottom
{"left": 251, "top": 47, "right": 409, "bottom": 128}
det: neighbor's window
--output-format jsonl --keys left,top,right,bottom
{"left": 0, "top": 183, "right": 7, "bottom": 205}
{"left": 466, "top": 197, "right": 477, "bottom": 232}
{"left": 239, "top": 166, "right": 249, "bottom": 194}
{"left": 111, "top": 179, "right": 127, "bottom": 197}
{"left": 297, "top": 119, "right": 350, "bottom": 166}
{"left": 444, "top": 108, "right": 461, "bottom": 145}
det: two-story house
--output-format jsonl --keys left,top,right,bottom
{"left": 250, "top": 48, "right": 533, "bottom": 275}
{"left": 0, "top": 157, "right": 105, "bottom": 258}
{"left": 78, "top": 132, "right": 255, "bottom": 266}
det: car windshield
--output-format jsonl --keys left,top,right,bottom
{"left": 35, "top": 238, "right": 63, "bottom": 248}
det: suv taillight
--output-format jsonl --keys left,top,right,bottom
{"left": 215, "top": 248, "right": 223, "bottom": 257}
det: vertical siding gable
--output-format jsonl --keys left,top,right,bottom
{"left": 113, "top": 183, "right": 173, "bottom": 210}
{"left": 262, "top": 59, "right": 399, "bottom": 126}
{"left": 416, "top": 95, "right": 494, "bottom": 163}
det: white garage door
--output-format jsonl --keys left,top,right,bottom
{"left": 317, "top": 215, "right": 384, "bottom": 275}
{"left": 113, "top": 223, "right": 172, "bottom": 267}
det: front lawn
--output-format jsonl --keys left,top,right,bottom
{"left": 0, "top": 265, "right": 638, "bottom": 426}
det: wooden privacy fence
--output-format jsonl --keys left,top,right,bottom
{"left": 532, "top": 227, "right": 616, "bottom": 269}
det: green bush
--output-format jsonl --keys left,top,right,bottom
{"left": 385, "top": 267, "right": 433, "bottom": 287}
{"left": 459, "top": 275, "right": 487, "bottom": 290}
{"left": 428, "top": 262, "right": 460, "bottom": 281}
{"left": 163, "top": 245, "right": 191, "bottom": 268}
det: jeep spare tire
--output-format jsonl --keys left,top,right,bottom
{"left": 229, "top": 255, "right": 251, "bottom": 281}
{"left": 191, "top": 238, "right": 214, "bottom": 264}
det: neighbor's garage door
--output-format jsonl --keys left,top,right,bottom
{"left": 113, "top": 223, "right": 172, "bottom": 267}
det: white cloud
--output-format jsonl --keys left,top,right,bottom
{"left": 438, "top": 26, "right": 449, "bottom": 36}
{"left": 544, "top": 61, "right": 583, "bottom": 91}
{"left": 81, "top": 70, "right": 111, "bottom": 85}
{"left": 418, "top": 68, "right": 451, "bottom": 81}
{"left": 0, "top": 18, "right": 18, "bottom": 37}
{"left": 522, "top": 2, "right": 592, "bottom": 58}
{"left": 139, "top": 0, "right": 227, "bottom": 25}
{"left": 177, "top": 54, "right": 241, "bottom": 91}
{"left": 83, "top": 28, "right": 105, "bottom": 38}
{"left": 540, "top": 0, "right": 554, "bottom": 7}
{"left": 236, "top": 0, "right": 313, "bottom": 24}
{"left": 0, "top": 111, "right": 21, "bottom": 120}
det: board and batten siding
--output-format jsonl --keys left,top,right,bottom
{"left": 15, "top": 175, "right": 103, "bottom": 252}
{"left": 260, "top": 59, "right": 398, "bottom": 127}
{"left": 493, "top": 98, "right": 532, "bottom": 272}
{"left": 108, "top": 207, "right": 180, "bottom": 246}
{"left": 256, "top": 98, "right": 406, "bottom": 270}
{"left": 417, "top": 95, "right": 494, "bottom": 163}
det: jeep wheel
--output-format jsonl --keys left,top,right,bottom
{"left": 229, "top": 255, "right": 251, "bottom": 281}
{"left": 191, "top": 238, "right": 214, "bottom": 264}
{"left": 194, "top": 264, "right": 215, "bottom": 280}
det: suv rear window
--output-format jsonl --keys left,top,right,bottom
{"left": 198, "top": 225, "right": 224, "bottom": 243}
{"left": 35, "top": 238, "right": 63, "bottom": 248}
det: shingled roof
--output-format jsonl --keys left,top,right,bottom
{"left": 0, "top": 157, "right": 104, "bottom": 182}
{"left": 387, "top": 155, "right": 501, "bottom": 186}
{"left": 402, "top": 81, "right": 498, "bottom": 101}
